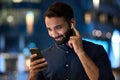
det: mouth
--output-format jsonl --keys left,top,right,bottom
{"left": 54, "top": 36, "right": 63, "bottom": 41}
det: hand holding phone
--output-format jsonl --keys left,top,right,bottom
{"left": 29, "top": 48, "right": 47, "bottom": 79}
{"left": 30, "top": 48, "right": 47, "bottom": 69}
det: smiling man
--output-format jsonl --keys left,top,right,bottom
{"left": 28, "top": 2, "right": 115, "bottom": 80}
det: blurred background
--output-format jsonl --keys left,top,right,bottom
{"left": 0, "top": 0, "right": 120, "bottom": 80}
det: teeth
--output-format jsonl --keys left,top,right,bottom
{"left": 55, "top": 37, "right": 63, "bottom": 41}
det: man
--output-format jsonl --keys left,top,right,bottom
{"left": 28, "top": 2, "right": 115, "bottom": 80}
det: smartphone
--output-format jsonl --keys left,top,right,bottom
{"left": 30, "top": 48, "right": 43, "bottom": 60}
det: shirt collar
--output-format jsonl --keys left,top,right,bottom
{"left": 55, "top": 43, "right": 71, "bottom": 51}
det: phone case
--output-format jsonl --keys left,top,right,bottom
{"left": 30, "top": 48, "right": 43, "bottom": 60}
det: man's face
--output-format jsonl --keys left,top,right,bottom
{"left": 45, "top": 17, "right": 73, "bottom": 45}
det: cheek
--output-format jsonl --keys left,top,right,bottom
{"left": 59, "top": 30, "right": 67, "bottom": 37}
{"left": 48, "top": 31, "right": 52, "bottom": 37}
{"left": 47, "top": 29, "right": 66, "bottom": 38}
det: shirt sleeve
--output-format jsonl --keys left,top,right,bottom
{"left": 94, "top": 45, "right": 115, "bottom": 80}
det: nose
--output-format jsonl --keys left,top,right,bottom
{"left": 50, "top": 30, "right": 58, "bottom": 38}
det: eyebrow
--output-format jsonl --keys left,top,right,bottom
{"left": 47, "top": 24, "right": 63, "bottom": 29}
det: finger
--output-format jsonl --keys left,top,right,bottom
{"left": 67, "top": 38, "right": 73, "bottom": 48}
{"left": 30, "top": 54, "right": 37, "bottom": 62}
{"left": 31, "top": 61, "right": 47, "bottom": 70}
{"left": 68, "top": 41, "right": 73, "bottom": 48}
{"left": 71, "top": 23, "right": 80, "bottom": 36}
{"left": 36, "top": 61, "right": 47, "bottom": 69}
{"left": 31, "top": 58, "right": 46, "bottom": 66}
{"left": 34, "top": 67, "right": 47, "bottom": 73}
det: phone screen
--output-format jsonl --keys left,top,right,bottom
{"left": 30, "top": 48, "right": 43, "bottom": 60}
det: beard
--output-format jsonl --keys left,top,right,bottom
{"left": 52, "top": 28, "right": 73, "bottom": 45}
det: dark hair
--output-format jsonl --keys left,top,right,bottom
{"left": 44, "top": 2, "right": 74, "bottom": 22}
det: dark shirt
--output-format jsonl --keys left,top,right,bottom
{"left": 37, "top": 40, "right": 115, "bottom": 80}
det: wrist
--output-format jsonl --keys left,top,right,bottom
{"left": 75, "top": 47, "right": 84, "bottom": 54}
{"left": 75, "top": 48, "right": 86, "bottom": 57}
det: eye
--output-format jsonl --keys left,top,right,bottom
{"left": 47, "top": 28, "right": 52, "bottom": 31}
{"left": 55, "top": 25, "right": 62, "bottom": 30}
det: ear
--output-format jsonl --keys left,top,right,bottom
{"left": 70, "top": 18, "right": 76, "bottom": 29}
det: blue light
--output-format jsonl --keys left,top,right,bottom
{"left": 83, "top": 38, "right": 108, "bottom": 53}
{"left": 109, "top": 30, "right": 120, "bottom": 68}
{"left": 0, "top": 54, "right": 6, "bottom": 73}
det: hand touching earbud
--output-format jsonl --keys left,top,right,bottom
{"left": 67, "top": 23, "right": 83, "bottom": 53}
